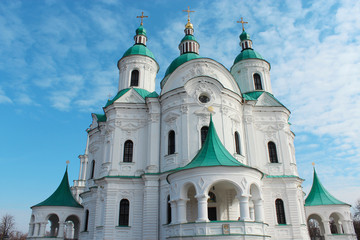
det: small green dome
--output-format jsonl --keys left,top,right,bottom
{"left": 240, "top": 30, "right": 251, "bottom": 41}
{"left": 181, "top": 34, "right": 197, "bottom": 43}
{"left": 136, "top": 25, "right": 146, "bottom": 36}
{"left": 164, "top": 53, "right": 202, "bottom": 77}
{"left": 122, "top": 44, "right": 155, "bottom": 60}
{"left": 233, "top": 49, "right": 264, "bottom": 65}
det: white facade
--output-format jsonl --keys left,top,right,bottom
{"left": 27, "top": 19, "right": 357, "bottom": 240}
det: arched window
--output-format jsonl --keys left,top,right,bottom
{"left": 268, "top": 142, "right": 278, "bottom": 163}
{"left": 235, "top": 131, "right": 241, "bottom": 155}
{"left": 84, "top": 210, "right": 89, "bottom": 231}
{"left": 208, "top": 192, "right": 217, "bottom": 203}
{"left": 130, "top": 70, "right": 139, "bottom": 87}
{"left": 167, "top": 195, "right": 171, "bottom": 224}
{"left": 275, "top": 199, "right": 286, "bottom": 224}
{"left": 90, "top": 160, "right": 95, "bottom": 179}
{"left": 168, "top": 130, "right": 175, "bottom": 155}
{"left": 254, "top": 73, "right": 262, "bottom": 90}
{"left": 201, "top": 126, "right": 209, "bottom": 146}
{"left": 123, "top": 140, "right": 133, "bottom": 162}
{"left": 119, "top": 199, "right": 130, "bottom": 226}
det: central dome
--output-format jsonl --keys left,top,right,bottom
{"left": 164, "top": 52, "right": 202, "bottom": 77}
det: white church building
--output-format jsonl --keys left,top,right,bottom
{"left": 27, "top": 12, "right": 357, "bottom": 240}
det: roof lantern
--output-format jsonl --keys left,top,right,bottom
{"left": 233, "top": 17, "right": 267, "bottom": 65}
{"left": 178, "top": 6, "right": 199, "bottom": 55}
{"left": 121, "top": 12, "right": 156, "bottom": 60}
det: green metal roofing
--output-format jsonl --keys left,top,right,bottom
{"left": 164, "top": 53, "right": 202, "bottom": 77}
{"left": 32, "top": 168, "right": 83, "bottom": 208}
{"left": 122, "top": 44, "right": 155, "bottom": 60}
{"left": 135, "top": 25, "right": 146, "bottom": 36}
{"left": 305, "top": 168, "right": 348, "bottom": 206}
{"left": 175, "top": 115, "right": 246, "bottom": 171}
{"left": 105, "top": 88, "right": 157, "bottom": 107}
{"left": 240, "top": 30, "right": 251, "bottom": 41}
{"left": 181, "top": 34, "right": 197, "bottom": 43}
{"left": 94, "top": 113, "right": 106, "bottom": 122}
{"left": 243, "top": 91, "right": 285, "bottom": 106}
{"left": 233, "top": 49, "right": 265, "bottom": 65}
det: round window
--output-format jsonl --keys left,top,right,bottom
{"left": 199, "top": 94, "right": 210, "bottom": 103}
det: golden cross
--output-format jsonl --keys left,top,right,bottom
{"left": 136, "top": 12, "right": 148, "bottom": 26}
{"left": 237, "top": 17, "right": 248, "bottom": 31}
{"left": 183, "top": 6, "right": 195, "bottom": 22}
{"left": 66, "top": 160, "right": 70, "bottom": 165}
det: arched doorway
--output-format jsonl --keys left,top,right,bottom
{"left": 329, "top": 212, "right": 343, "bottom": 234}
{"left": 64, "top": 215, "right": 80, "bottom": 240}
{"left": 206, "top": 181, "right": 241, "bottom": 221}
{"left": 307, "top": 214, "right": 324, "bottom": 239}
{"left": 46, "top": 214, "right": 59, "bottom": 237}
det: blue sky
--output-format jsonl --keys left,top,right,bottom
{"left": 1, "top": 0, "right": 360, "bottom": 233}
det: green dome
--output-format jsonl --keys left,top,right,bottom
{"left": 164, "top": 53, "right": 202, "bottom": 77}
{"left": 240, "top": 30, "right": 251, "bottom": 41}
{"left": 233, "top": 49, "right": 265, "bottom": 65}
{"left": 136, "top": 25, "right": 146, "bottom": 36}
{"left": 181, "top": 34, "right": 197, "bottom": 43}
{"left": 122, "top": 44, "right": 155, "bottom": 60}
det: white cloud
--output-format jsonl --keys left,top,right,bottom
{"left": 0, "top": 87, "right": 12, "bottom": 104}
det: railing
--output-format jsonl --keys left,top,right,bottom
{"left": 165, "top": 220, "right": 269, "bottom": 239}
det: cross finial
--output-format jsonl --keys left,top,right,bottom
{"left": 136, "top": 11, "right": 148, "bottom": 26}
{"left": 237, "top": 17, "right": 248, "bottom": 31}
{"left": 183, "top": 6, "right": 195, "bottom": 22}
{"left": 107, "top": 93, "right": 112, "bottom": 100}
{"left": 312, "top": 162, "right": 315, "bottom": 166}
{"left": 66, "top": 160, "right": 70, "bottom": 165}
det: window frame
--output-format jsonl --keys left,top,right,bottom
{"left": 130, "top": 69, "right": 139, "bottom": 87}
{"left": 268, "top": 141, "right": 279, "bottom": 163}
{"left": 123, "top": 140, "right": 134, "bottom": 163}
{"left": 168, "top": 130, "right": 176, "bottom": 155}
{"left": 275, "top": 199, "right": 286, "bottom": 224}
{"left": 119, "top": 199, "right": 130, "bottom": 226}
{"left": 235, "top": 131, "right": 241, "bottom": 155}
{"left": 253, "top": 73, "right": 263, "bottom": 90}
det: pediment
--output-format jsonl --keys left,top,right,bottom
{"left": 115, "top": 89, "right": 145, "bottom": 103}
{"left": 255, "top": 93, "right": 283, "bottom": 107}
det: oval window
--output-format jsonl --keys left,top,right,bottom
{"left": 199, "top": 94, "right": 210, "bottom": 103}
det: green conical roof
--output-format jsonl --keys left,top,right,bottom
{"left": 305, "top": 168, "right": 348, "bottom": 206}
{"left": 176, "top": 115, "right": 246, "bottom": 171}
{"left": 32, "top": 168, "right": 83, "bottom": 208}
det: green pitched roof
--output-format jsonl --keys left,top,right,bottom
{"left": 233, "top": 49, "right": 265, "bottom": 65}
{"left": 164, "top": 53, "right": 202, "bottom": 78}
{"left": 105, "top": 88, "right": 157, "bottom": 107}
{"left": 175, "top": 115, "right": 246, "bottom": 171}
{"left": 243, "top": 91, "right": 285, "bottom": 106}
{"left": 94, "top": 113, "right": 106, "bottom": 122}
{"left": 32, "top": 168, "right": 83, "bottom": 208}
{"left": 122, "top": 44, "right": 155, "bottom": 60}
{"left": 305, "top": 168, "right": 348, "bottom": 206}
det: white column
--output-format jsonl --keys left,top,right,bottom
{"left": 170, "top": 200, "right": 177, "bottom": 224}
{"left": 39, "top": 222, "right": 47, "bottom": 237}
{"left": 195, "top": 194, "right": 209, "bottom": 222}
{"left": 176, "top": 199, "right": 188, "bottom": 224}
{"left": 78, "top": 155, "right": 84, "bottom": 180}
{"left": 238, "top": 195, "right": 251, "bottom": 221}
{"left": 28, "top": 223, "right": 33, "bottom": 237}
{"left": 323, "top": 220, "right": 331, "bottom": 235}
{"left": 58, "top": 222, "right": 65, "bottom": 238}
{"left": 254, "top": 199, "right": 264, "bottom": 222}
{"left": 33, "top": 223, "right": 39, "bottom": 236}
